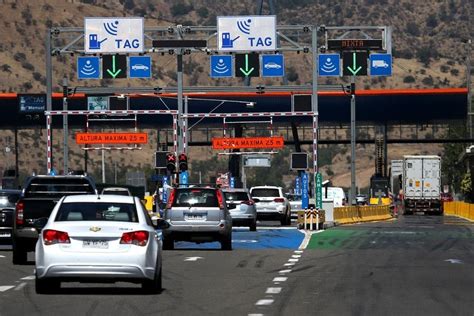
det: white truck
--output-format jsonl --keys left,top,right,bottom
{"left": 402, "top": 155, "right": 442, "bottom": 215}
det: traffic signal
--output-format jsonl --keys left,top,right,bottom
{"left": 166, "top": 153, "right": 176, "bottom": 172}
{"left": 178, "top": 153, "right": 188, "bottom": 171}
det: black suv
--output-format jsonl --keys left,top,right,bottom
{"left": 0, "top": 189, "right": 21, "bottom": 243}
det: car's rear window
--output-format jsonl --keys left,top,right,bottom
{"left": 172, "top": 189, "right": 219, "bottom": 207}
{"left": 102, "top": 190, "right": 130, "bottom": 196}
{"left": 25, "top": 178, "right": 96, "bottom": 198}
{"left": 251, "top": 188, "right": 280, "bottom": 198}
{"left": 224, "top": 192, "right": 249, "bottom": 201}
{"left": 55, "top": 202, "right": 138, "bottom": 222}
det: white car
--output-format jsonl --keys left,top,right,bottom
{"left": 35, "top": 194, "right": 168, "bottom": 294}
{"left": 101, "top": 187, "right": 132, "bottom": 196}
{"left": 132, "top": 64, "right": 149, "bottom": 71}
{"left": 250, "top": 186, "right": 291, "bottom": 225}
{"left": 264, "top": 62, "right": 282, "bottom": 69}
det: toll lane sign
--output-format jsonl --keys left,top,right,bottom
{"left": 342, "top": 51, "right": 368, "bottom": 76}
{"left": 218, "top": 16, "right": 276, "bottom": 51}
{"left": 210, "top": 55, "right": 233, "bottom": 78}
{"left": 77, "top": 56, "right": 100, "bottom": 79}
{"left": 318, "top": 54, "right": 340, "bottom": 77}
{"left": 76, "top": 132, "right": 148, "bottom": 144}
{"left": 370, "top": 53, "right": 392, "bottom": 76}
{"left": 85, "top": 17, "right": 144, "bottom": 53}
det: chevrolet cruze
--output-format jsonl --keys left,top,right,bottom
{"left": 35, "top": 194, "right": 168, "bottom": 294}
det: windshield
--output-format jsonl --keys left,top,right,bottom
{"left": 172, "top": 189, "right": 219, "bottom": 207}
{"left": 251, "top": 188, "right": 280, "bottom": 198}
{"left": 224, "top": 192, "right": 249, "bottom": 201}
{"left": 55, "top": 202, "right": 138, "bottom": 222}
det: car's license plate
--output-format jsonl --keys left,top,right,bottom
{"left": 83, "top": 240, "right": 109, "bottom": 249}
{"left": 185, "top": 214, "right": 206, "bottom": 221}
{"left": 0, "top": 231, "right": 11, "bottom": 238}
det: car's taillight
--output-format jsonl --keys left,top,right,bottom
{"left": 242, "top": 200, "right": 255, "bottom": 206}
{"left": 216, "top": 190, "right": 225, "bottom": 210}
{"left": 274, "top": 198, "right": 285, "bottom": 203}
{"left": 16, "top": 201, "right": 24, "bottom": 225}
{"left": 43, "top": 229, "right": 70, "bottom": 245}
{"left": 166, "top": 189, "right": 176, "bottom": 209}
{"left": 120, "top": 230, "right": 149, "bottom": 246}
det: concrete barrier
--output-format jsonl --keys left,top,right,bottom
{"left": 333, "top": 205, "right": 392, "bottom": 225}
{"left": 444, "top": 201, "right": 474, "bottom": 222}
{"left": 297, "top": 209, "right": 325, "bottom": 230}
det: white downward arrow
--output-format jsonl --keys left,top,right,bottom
{"left": 445, "top": 259, "right": 463, "bottom": 264}
{"left": 184, "top": 256, "right": 203, "bottom": 262}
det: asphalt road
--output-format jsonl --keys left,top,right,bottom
{"left": 0, "top": 216, "right": 472, "bottom": 316}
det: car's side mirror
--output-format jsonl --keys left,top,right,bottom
{"left": 152, "top": 218, "right": 170, "bottom": 230}
{"left": 252, "top": 198, "right": 260, "bottom": 203}
{"left": 33, "top": 217, "right": 48, "bottom": 232}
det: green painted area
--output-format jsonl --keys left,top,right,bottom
{"left": 306, "top": 228, "right": 473, "bottom": 250}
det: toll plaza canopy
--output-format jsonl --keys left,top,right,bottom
{"left": 0, "top": 88, "right": 467, "bottom": 127}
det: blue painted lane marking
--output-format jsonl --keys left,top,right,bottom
{"left": 174, "top": 228, "right": 304, "bottom": 250}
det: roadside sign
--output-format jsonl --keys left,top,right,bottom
{"left": 315, "top": 172, "right": 323, "bottom": 209}
{"left": 235, "top": 53, "right": 260, "bottom": 77}
{"left": 261, "top": 54, "right": 284, "bottom": 77}
{"left": 217, "top": 15, "right": 276, "bottom": 51}
{"left": 318, "top": 54, "right": 340, "bottom": 77}
{"left": 87, "top": 96, "right": 109, "bottom": 110}
{"left": 210, "top": 55, "right": 233, "bottom": 78}
{"left": 370, "top": 53, "right": 392, "bottom": 76}
{"left": 77, "top": 56, "right": 100, "bottom": 79}
{"left": 302, "top": 172, "right": 309, "bottom": 209}
{"left": 76, "top": 132, "right": 148, "bottom": 144}
{"left": 84, "top": 17, "right": 144, "bottom": 53}
{"left": 243, "top": 155, "right": 271, "bottom": 167}
{"left": 179, "top": 171, "right": 189, "bottom": 188}
{"left": 102, "top": 54, "right": 127, "bottom": 79}
{"left": 295, "top": 177, "right": 301, "bottom": 195}
{"left": 230, "top": 177, "right": 235, "bottom": 188}
{"left": 129, "top": 56, "right": 151, "bottom": 78}
{"left": 327, "top": 39, "right": 383, "bottom": 50}
{"left": 212, "top": 136, "right": 284, "bottom": 149}
{"left": 342, "top": 51, "right": 368, "bottom": 76}
{"left": 162, "top": 176, "right": 168, "bottom": 203}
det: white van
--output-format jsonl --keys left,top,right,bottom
{"left": 323, "top": 187, "right": 346, "bottom": 207}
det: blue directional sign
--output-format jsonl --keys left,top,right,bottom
{"left": 129, "top": 56, "right": 151, "bottom": 78}
{"left": 210, "top": 55, "right": 233, "bottom": 78}
{"left": 301, "top": 172, "right": 309, "bottom": 209}
{"left": 77, "top": 56, "right": 100, "bottom": 79}
{"left": 370, "top": 53, "right": 392, "bottom": 76}
{"left": 262, "top": 54, "right": 284, "bottom": 77}
{"left": 162, "top": 176, "right": 168, "bottom": 203}
{"left": 318, "top": 53, "right": 340, "bottom": 77}
{"left": 230, "top": 177, "right": 235, "bottom": 188}
{"left": 179, "top": 171, "right": 189, "bottom": 188}
{"left": 295, "top": 176, "right": 301, "bottom": 195}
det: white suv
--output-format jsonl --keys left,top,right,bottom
{"left": 249, "top": 186, "right": 291, "bottom": 225}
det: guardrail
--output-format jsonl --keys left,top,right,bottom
{"left": 333, "top": 205, "right": 392, "bottom": 225}
{"left": 443, "top": 202, "right": 474, "bottom": 221}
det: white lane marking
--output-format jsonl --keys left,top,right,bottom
{"left": 273, "top": 277, "right": 287, "bottom": 282}
{"left": 248, "top": 314, "right": 264, "bottom": 316}
{"left": 294, "top": 250, "right": 303, "bottom": 254}
{"left": 184, "top": 257, "right": 203, "bottom": 262}
{"left": 233, "top": 239, "right": 258, "bottom": 243}
{"left": 445, "top": 259, "right": 463, "bottom": 264}
{"left": 0, "top": 286, "right": 15, "bottom": 292}
{"left": 279, "top": 269, "right": 292, "bottom": 274}
{"left": 256, "top": 227, "right": 297, "bottom": 230}
{"left": 298, "top": 229, "right": 324, "bottom": 249}
{"left": 0, "top": 255, "right": 5, "bottom": 258}
{"left": 292, "top": 254, "right": 301, "bottom": 258}
{"left": 288, "top": 258, "right": 299, "bottom": 262}
{"left": 14, "top": 282, "right": 26, "bottom": 291}
{"left": 21, "top": 275, "right": 35, "bottom": 280}
{"left": 266, "top": 287, "right": 282, "bottom": 294}
{"left": 284, "top": 262, "right": 295, "bottom": 266}
{"left": 256, "top": 299, "right": 274, "bottom": 306}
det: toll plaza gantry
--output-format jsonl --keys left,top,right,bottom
{"left": 45, "top": 17, "right": 391, "bottom": 203}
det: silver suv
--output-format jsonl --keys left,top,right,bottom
{"left": 222, "top": 188, "right": 257, "bottom": 231}
{"left": 250, "top": 186, "right": 291, "bottom": 225}
{"left": 162, "top": 187, "right": 232, "bottom": 250}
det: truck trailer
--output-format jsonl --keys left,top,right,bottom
{"left": 402, "top": 155, "right": 442, "bottom": 215}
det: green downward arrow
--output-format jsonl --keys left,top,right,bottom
{"left": 106, "top": 55, "right": 122, "bottom": 78}
{"left": 346, "top": 52, "right": 362, "bottom": 76}
{"left": 239, "top": 54, "right": 255, "bottom": 76}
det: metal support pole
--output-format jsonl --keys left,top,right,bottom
{"left": 101, "top": 146, "right": 106, "bottom": 183}
{"left": 177, "top": 53, "right": 184, "bottom": 154}
{"left": 350, "top": 76, "right": 357, "bottom": 205}
{"left": 241, "top": 155, "right": 247, "bottom": 189}
{"left": 45, "top": 29, "right": 53, "bottom": 174}
{"left": 311, "top": 26, "right": 319, "bottom": 205}
{"left": 467, "top": 39, "right": 472, "bottom": 141}
{"left": 62, "top": 78, "right": 68, "bottom": 174}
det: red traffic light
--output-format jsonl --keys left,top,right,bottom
{"left": 166, "top": 153, "right": 176, "bottom": 172}
{"left": 178, "top": 153, "right": 188, "bottom": 171}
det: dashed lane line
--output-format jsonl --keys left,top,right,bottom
{"left": 278, "top": 269, "right": 292, "bottom": 274}
{"left": 266, "top": 287, "right": 282, "bottom": 294}
{"left": 272, "top": 277, "right": 288, "bottom": 283}
{"left": 256, "top": 299, "right": 274, "bottom": 306}
{"left": 0, "top": 286, "right": 15, "bottom": 292}
{"left": 14, "top": 282, "right": 26, "bottom": 291}
{"left": 21, "top": 275, "right": 35, "bottom": 280}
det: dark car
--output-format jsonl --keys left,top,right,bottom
{"left": 0, "top": 189, "right": 21, "bottom": 242}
